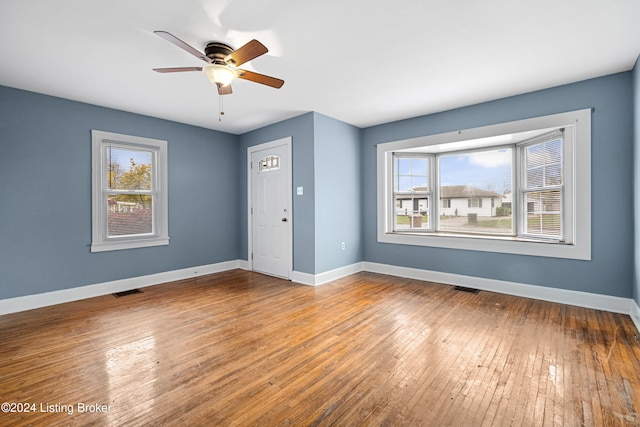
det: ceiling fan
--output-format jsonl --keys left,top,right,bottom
{"left": 153, "top": 31, "right": 284, "bottom": 95}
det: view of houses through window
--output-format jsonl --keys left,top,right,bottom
{"left": 393, "top": 131, "right": 564, "bottom": 241}
{"left": 378, "top": 109, "right": 589, "bottom": 259}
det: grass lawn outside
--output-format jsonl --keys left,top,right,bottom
{"left": 396, "top": 215, "right": 428, "bottom": 224}
{"left": 396, "top": 214, "right": 560, "bottom": 236}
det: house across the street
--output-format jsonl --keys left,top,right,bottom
{"left": 396, "top": 185, "right": 503, "bottom": 217}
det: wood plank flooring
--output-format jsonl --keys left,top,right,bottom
{"left": 1, "top": 270, "right": 640, "bottom": 426}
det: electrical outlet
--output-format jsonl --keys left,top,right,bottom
{"left": 341, "top": 242, "right": 346, "bottom": 250}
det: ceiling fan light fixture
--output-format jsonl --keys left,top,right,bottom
{"left": 205, "top": 64, "right": 236, "bottom": 87}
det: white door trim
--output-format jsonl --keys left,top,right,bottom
{"left": 247, "top": 137, "right": 293, "bottom": 278}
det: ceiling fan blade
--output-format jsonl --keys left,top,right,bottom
{"left": 153, "top": 67, "right": 203, "bottom": 73}
{"left": 237, "top": 69, "right": 284, "bottom": 89}
{"left": 218, "top": 84, "right": 233, "bottom": 95}
{"left": 154, "top": 31, "right": 211, "bottom": 63}
{"left": 224, "top": 39, "right": 268, "bottom": 66}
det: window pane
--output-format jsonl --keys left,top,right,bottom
{"left": 411, "top": 175, "right": 428, "bottom": 190}
{"left": 523, "top": 190, "right": 562, "bottom": 237}
{"left": 438, "top": 148, "right": 512, "bottom": 235}
{"left": 545, "top": 139, "right": 562, "bottom": 164}
{"left": 107, "top": 194, "right": 153, "bottom": 236}
{"left": 524, "top": 138, "right": 562, "bottom": 188}
{"left": 396, "top": 157, "right": 411, "bottom": 175}
{"left": 259, "top": 155, "right": 280, "bottom": 173}
{"left": 394, "top": 195, "right": 429, "bottom": 230}
{"left": 107, "top": 147, "right": 152, "bottom": 191}
{"left": 395, "top": 156, "right": 429, "bottom": 192}
{"left": 526, "top": 144, "right": 545, "bottom": 168}
{"left": 411, "top": 158, "right": 428, "bottom": 178}
{"left": 546, "top": 164, "right": 562, "bottom": 186}
{"left": 527, "top": 166, "right": 544, "bottom": 188}
{"left": 397, "top": 176, "right": 412, "bottom": 192}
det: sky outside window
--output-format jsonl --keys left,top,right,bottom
{"left": 439, "top": 148, "right": 512, "bottom": 195}
{"left": 395, "top": 157, "right": 429, "bottom": 192}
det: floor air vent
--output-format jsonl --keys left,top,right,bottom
{"left": 453, "top": 286, "right": 479, "bottom": 294}
{"left": 113, "top": 289, "right": 143, "bottom": 298}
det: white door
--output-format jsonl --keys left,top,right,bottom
{"left": 250, "top": 140, "right": 291, "bottom": 278}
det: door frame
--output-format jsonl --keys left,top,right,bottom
{"left": 247, "top": 137, "right": 293, "bottom": 278}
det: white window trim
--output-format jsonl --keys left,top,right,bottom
{"left": 376, "top": 109, "right": 591, "bottom": 260}
{"left": 91, "top": 130, "right": 169, "bottom": 252}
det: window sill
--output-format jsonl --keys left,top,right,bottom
{"left": 378, "top": 231, "right": 589, "bottom": 260}
{"left": 391, "top": 230, "right": 566, "bottom": 243}
{"left": 91, "top": 237, "right": 169, "bottom": 253}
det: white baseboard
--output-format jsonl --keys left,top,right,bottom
{"left": 363, "top": 261, "right": 632, "bottom": 315}
{"left": 2, "top": 259, "right": 636, "bottom": 324}
{"left": 0, "top": 260, "right": 241, "bottom": 315}
{"left": 290, "top": 270, "right": 316, "bottom": 286}
{"left": 631, "top": 300, "right": 640, "bottom": 332}
{"left": 292, "top": 262, "right": 364, "bottom": 286}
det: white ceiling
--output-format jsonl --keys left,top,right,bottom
{"left": 1, "top": 0, "right": 639, "bottom": 135}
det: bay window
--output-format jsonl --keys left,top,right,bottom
{"left": 377, "top": 109, "right": 590, "bottom": 260}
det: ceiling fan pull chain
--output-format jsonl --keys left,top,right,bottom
{"left": 219, "top": 94, "right": 225, "bottom": 121}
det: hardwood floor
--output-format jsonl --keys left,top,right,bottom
{"left": 1, "top": 270, "right": 640, "bottom": 426}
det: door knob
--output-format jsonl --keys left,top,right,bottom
{"left": 281, "top": 218, "right": 288, "bottom": 222}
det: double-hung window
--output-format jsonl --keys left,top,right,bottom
{"left": 518, "top": 132, "right": 564, "bottom": 240}
{"left": 91, "top": 130, "right": 169, "bottom": 252}
{"left": 394, "top": 156, "right": 432, "bottom": 230}
{"left": 378, "top": 109, "right": 590, "bottom": 260}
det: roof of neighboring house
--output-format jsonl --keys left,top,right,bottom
{"left": 411, "top": 185, "right": 501, "bottom": 198}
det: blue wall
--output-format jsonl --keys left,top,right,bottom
{"left": 362, "top": 73, "right": 635, "bottom": 298}
{"left": 313, "top": 113, "right": 363, "bottom": 273}
{"left": 0, "top": 86, "right": 239, "bottom": 299}
{"left": 1, "top": 68, "right": 638, "bottom": 302}
{"left": 238, "top": 112, "right": 363, "bottom": 275}
{"left": 238, "top": 113, "right": 316, "bottom": 274}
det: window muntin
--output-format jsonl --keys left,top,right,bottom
{"left": 376, "top": 109, "right": 590, "bottom": 260}
{"left": 92, "top": 131, "right": 168, "bottom": 252}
